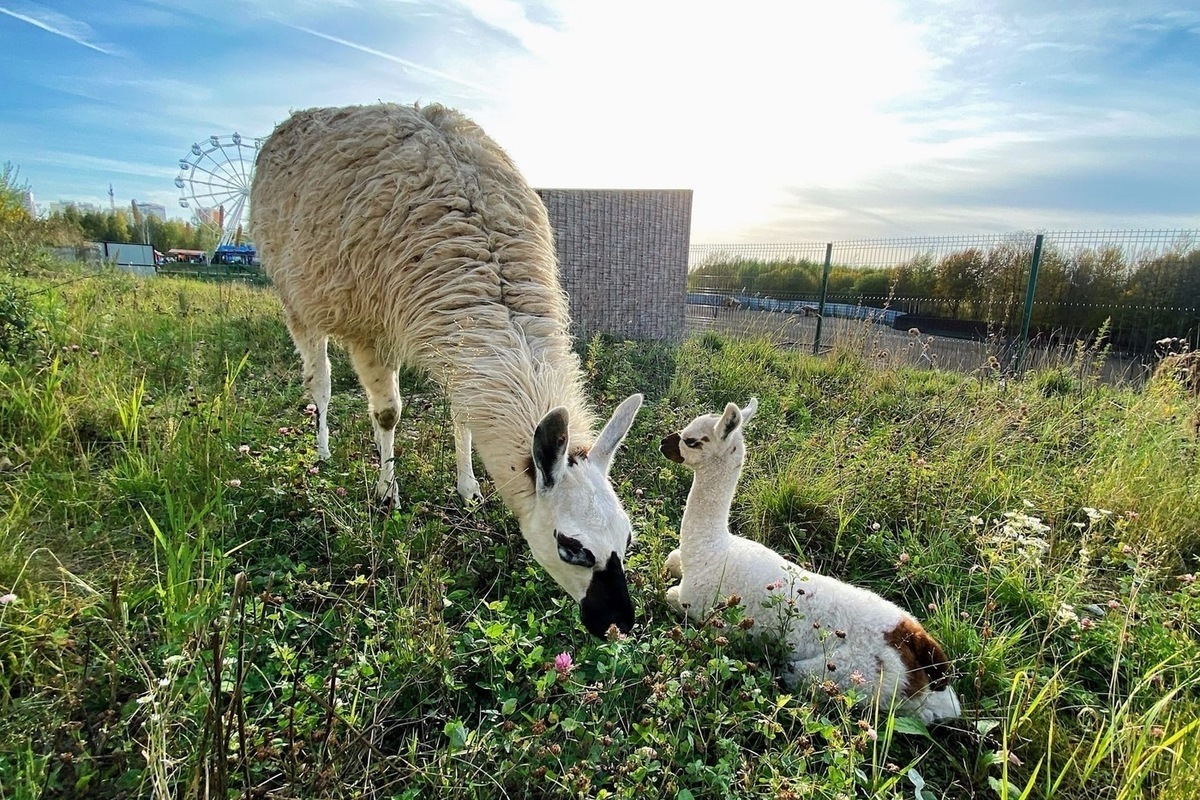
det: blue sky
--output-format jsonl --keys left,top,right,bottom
{"left": 1, "top": 0, "right": 1197, "bottom": 242}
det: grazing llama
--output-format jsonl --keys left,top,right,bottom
{"left": 250, "top": 103, "right": 643, "bottom": 637}
{"left": 660, "top": 400, "right": 961, "bottom": 722}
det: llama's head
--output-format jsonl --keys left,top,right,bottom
{"left": 660, "top": 398, "right": 758, "bottom": 470}
{"left": 524, "top": 393, "right": 643, "bottom": 639}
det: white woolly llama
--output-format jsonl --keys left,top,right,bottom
{"left": 660, "top": 400, "right": 961, "bottom": 722}
{"left": 250, "top": 103, "right": 643, "bottom": 637}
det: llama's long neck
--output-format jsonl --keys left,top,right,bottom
{"left": 449, "top": 337, "right": 596, "bottom": 521}
{"left": 680, "top": 452, "right": 743, "bottom": 556}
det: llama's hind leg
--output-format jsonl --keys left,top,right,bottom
{"left": 288, "top": 322, "right": 331, "bottom": 461}
{"left": 451, "top": 404, "right": 482, "bottom": 504}
{"left": 348, "top": 344, "right": 401, "bottom": 507}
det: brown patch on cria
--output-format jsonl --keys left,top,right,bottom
{"left": 884, "top": 617, "right": 953, "bottom": 695}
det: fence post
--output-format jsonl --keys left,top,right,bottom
{"left": 813, "top": 242, "right": 833, "bottom": 356}
{"left": 1016, "top": 233, "right": 1045, "bottom": 373}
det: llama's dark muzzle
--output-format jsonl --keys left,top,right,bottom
{"left": 580, "top": 552, "right": 635, "bottom": 638}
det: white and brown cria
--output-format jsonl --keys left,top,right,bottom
{"left": 251, "top": 103, "right": 643, "bottom": 638}
{"left": 661, "top": 399, "right": 961, "bottom": 722}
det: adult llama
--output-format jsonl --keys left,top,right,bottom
{"left": 251, "top": 102, "right": 643, "bottom": 637}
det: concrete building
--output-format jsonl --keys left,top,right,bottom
{"left": 19, "top": 189, "right": 36, "bottom": 216}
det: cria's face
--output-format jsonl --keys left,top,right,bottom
{"left": 660, "top": 399, "right": 757, "bottom": 471}
{"left": 527, "top": 394, "right": 643, "bottom": 639}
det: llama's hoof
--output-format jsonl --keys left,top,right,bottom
{"left": 316, "top": 448, "right": 331, "bottom": 462}
{"left": 456, "top": 478, "right": 483, "bottom": 506}
{"left": 374, "top": 494, "right": 397, "bottom": 515}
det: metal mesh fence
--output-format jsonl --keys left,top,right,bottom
{"left": 539, "top": 189, "right": 693, "bottom": 342}
{"left": 687, "top": 229, "right": 1200, "bottom": 383}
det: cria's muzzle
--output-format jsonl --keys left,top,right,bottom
{"left": 660, "top": 433, "right": 684, "bottom": 463}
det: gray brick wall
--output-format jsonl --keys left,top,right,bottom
{"left": 537, "top": 189, "right": 692, "bottom": 342}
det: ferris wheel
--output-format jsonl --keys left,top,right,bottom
{"left": 175, "top": 133, "right": 262, "bottom": 247}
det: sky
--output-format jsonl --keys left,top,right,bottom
{"left": 1, "top": 0, "right": 1198, "bottom": 243}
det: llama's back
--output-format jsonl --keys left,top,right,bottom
{"left": 250, "top": 103, "right": 570, "bottom": 369}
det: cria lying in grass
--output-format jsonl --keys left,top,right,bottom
{"left": 660, "top": 399, "right": 961, "bottom": 723}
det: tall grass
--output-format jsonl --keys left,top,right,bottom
{"left": 0, "top": 259, "right": 1197, "bottom": 798}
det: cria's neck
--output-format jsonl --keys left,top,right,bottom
{"left": 679, "top": 461, "right": 742, "bottom": 551}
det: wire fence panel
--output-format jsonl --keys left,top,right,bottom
{"left": 687, "top": 229, "right": 1200, "bottom": 384}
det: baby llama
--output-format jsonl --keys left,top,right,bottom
{"left": 660, "top": 400, "right": 961, "bottom": 722}
{"left": 250, "top": 103, "right": 643, "bottom": 637}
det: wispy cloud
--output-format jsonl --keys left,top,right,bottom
{"left": 287, "top": 23, "right": 495, "bottom": 97}
{"left": 0, "top": 4, "right": 117, "bottom": 55}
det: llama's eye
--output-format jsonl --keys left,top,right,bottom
{"left": 555, "top": 530, "right": 596, "bottom": 568}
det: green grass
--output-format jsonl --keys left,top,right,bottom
{"left": 1, "top": 260, "right": 1198, "bottom": 799}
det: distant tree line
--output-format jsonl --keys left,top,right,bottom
{"left": 689, "top": 241, "right": 1200, "bottom": 351}
{"left": 47, "top": 203, "right": 218, "bottom": 254}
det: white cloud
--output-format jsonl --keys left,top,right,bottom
{"left": 0, "top": 3, "right": 118, "bottom": 55}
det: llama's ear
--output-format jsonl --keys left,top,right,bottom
{"left": 717, "top": 401, "right": 743, "bottom": 440}
{"left": 591, "top": 393, "right": 643, "bottom": 473}
{"left": 533, "top": 407, "right": 570, "bottom": 493}
{"left": 741, "top": 398, "right": 759, "bottom": 425}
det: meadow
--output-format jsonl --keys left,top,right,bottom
{"left": 1, "top": 259, "right": 1198, "bottom": 799}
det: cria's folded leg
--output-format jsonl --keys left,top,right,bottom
{"left": 905, "top": 686, "right": 962, "bottom": 723}
{"left": 780, "top": 655, "right": 830, "bottom": 691}
{"left": 288, "top": 319, "right": 331, "bottom": 461}
{"left": 665, "top": 584, "right": 685, "bottom": 614}
{"left": 452, "top": 406, "right": 482, "bottom": 504}
{"left": 348, "top": 344, "right": 401, "bottom": 507}
{"left": 665, "top": 548, "right": 682, "bottom": 579}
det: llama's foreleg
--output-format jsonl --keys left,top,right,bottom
{"left": 452, "top": 416, "right": 482, "bottom": 504}
{"left": 290, "top": 324, "right": 331, "bottom": 461}
{"left": 349, "top": 345, "right": 401, "bottom": 506}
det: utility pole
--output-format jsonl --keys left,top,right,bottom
{"left": 108, "top": 183, "right": 115, "bottom": 212}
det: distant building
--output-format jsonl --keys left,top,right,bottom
{"left": 19, "top": 189, "right": 35, "bottom": 216}
{"left": 48, "top": 200, "right": 103, "bottom": 216}
{"left": 194, "top": 206, "right": 222, "bottom": 227}
{"left": 133, "top": 201, "right": 167, "bottom": 221}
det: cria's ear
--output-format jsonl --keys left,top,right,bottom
{"left": 717, "top": 401, "right": 743, "bottom": 440}
{"left": 533, "top": 407, "right": 570, "bottom": 493}
{"left": 740, "top": 398, "right": 759, "bottom": 426}
{"left": 592, "top": 393, "right": 643, "bottom": 473}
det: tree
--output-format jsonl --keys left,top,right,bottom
{"left": 1, "top": 163, "right": 32, "bottom": 225}
{"left": 934, "top": 248, "right": 985, "bottom": 317}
